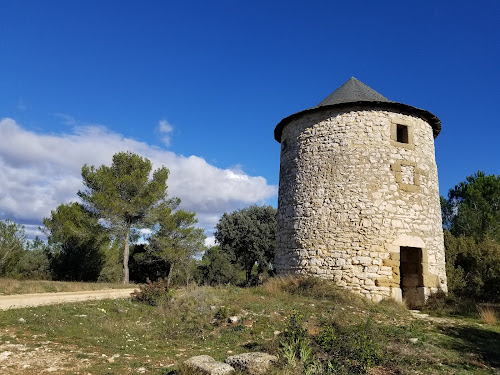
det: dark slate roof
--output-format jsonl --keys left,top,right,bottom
{"left": 316, "top": 77, "right": 391, "bottom": 106}
{"left": 274, "top": 77, "right": 441, "bottom": 142}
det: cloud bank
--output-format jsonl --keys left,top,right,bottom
{"left": 0, "top": 118, "right": 277, "bottom": 238}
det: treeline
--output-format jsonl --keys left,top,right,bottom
{"left": 1, "top": 150, "right": 499, "bottom": 303}
{"left": 441, "top": 171, "right": 500, "bottom": 302}
{"left": 0, "top": 152, "right": 277, "bottom": 286}
{"left": 0, "top": 221, "right": 51, "bottom": 280}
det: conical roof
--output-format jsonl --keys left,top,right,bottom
{"left": 274, "top": 78, "right": 441, "bottom": 142}
{"left": 316, "top": 77, "right": 391, "bottom": 106}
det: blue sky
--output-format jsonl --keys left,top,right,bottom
{"left": 1, "top": 0, "right": 499, "bottom": 240}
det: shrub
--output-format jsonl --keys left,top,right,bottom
{"left": 131, "top": 278, "right": 174, "bottom": 306}
{"left": 281, "top": 309, "right": 308, "bottom": 345}
{"left": 317, "top": 322, "right": 381, "bottom": 374}
{"left": 444, "top": 231, "right": 500, "bottom": 302}
{"left": 478, "top": 305, "right": 498, "bottom": 325}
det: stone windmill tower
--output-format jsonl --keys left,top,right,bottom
{"left": 274, "top": 78, "right": 447, "bottom": 306}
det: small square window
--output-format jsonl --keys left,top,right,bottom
{"left": 396, "top": 124, "right": 409, "bottom": 144}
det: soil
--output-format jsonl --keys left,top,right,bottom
{"left": 0, "top": 289, "right": 137, "bottom": 374}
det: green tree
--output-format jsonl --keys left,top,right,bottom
{"left": 78, "top": 151, "right": 169, "bottom": 283}
{"left": 137, "top": 200, "right": 205, "bottom": 287}
{"left": 43, "top": 202, "right": 108, "bottom": 281}
{"left": 0, "top": 219, "right": 26, "bottom": 276}
{"left": 443, "top": 171, "right": 500, "bottom": 242}
{"left": 441, "top": 172, "right": 500, "bottom": 301}
{"left": 214, "top": 205, "right": 277, "bottom": 284}
{"left": 14, "top": 237, "right": 51, "bottom": 280}
{"left": 444, "top": 230, "right": 500, "bottom": 301}
{"left": 196, "top": 245, "right": 238, "bottom": 286}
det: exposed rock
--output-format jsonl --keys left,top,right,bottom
{"left": 184, "top": 355, "right": 234, "bottom": 375}
{"left": 225, "top": 352, "right": 277, "bottom": 375}
{"left": 228, "top": 316, "right": 239, "bottom": 324}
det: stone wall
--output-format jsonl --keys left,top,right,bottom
{"left": 276, "top": 107, "right": 447, "bottom": 304}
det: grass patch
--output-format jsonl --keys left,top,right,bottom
{"left": 0, "top": 276, "right": 498, "bottom": 374}
{"left": 477, "top": 305, "right": 498, "bottom": 326}
{"left": 0, "top": 278, "right": 135, "bottom": 295}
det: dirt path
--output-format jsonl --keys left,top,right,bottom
{"left": 0, "top": 289, "right": 137, "bottom": 310}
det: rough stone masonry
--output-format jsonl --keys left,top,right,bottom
{"left": 274, "top": 78, "right": 447, "bottom": 307}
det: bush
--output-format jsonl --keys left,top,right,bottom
{"left": 15, "top": 249, "right": 51, "bottom": 280}
{"left": 281, "top": 309, "right": 308, "bottom": 345}
{"left": 317, "top": 322, "right": 381, "bottom": 374}
{"left": 444, "top": 231, "right": 500, "bottom": 302}
{"left": 196, "top": 246, "right": 239, "bottom": 286}
{"left": 131, "top": 278, "right": 174, "bottom": 306}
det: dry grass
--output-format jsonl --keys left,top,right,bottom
{"left": 262, "top": 274, "right": 301, "bottom": 294}
{"left": 0, "top": 278, "right": 135, "bottom": 295}
{"left": 477, "top": 304, "right": 498, "bottom": 325}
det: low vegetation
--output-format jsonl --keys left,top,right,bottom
{"left": 0, "top": 276, "right": 498, "bottom": 374}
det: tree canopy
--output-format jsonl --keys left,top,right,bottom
{"left": 0, "top": 220, "right": 26, "bottom": 276}
{"left": 196, "top": 245, "right": 238, "bottom": 286}
{"left": 135, "top": 199, "right": 206, "bottom": 286}
{"left": 214, "top": 205, "right": 277, "bottom": 283}
{"left": 441, "top": 171, "right": 500, "bottom": 301}
{"left": 442, "top": 171, "right": 500, "bottom": 242}
{"left": 78, "top": 151, "right": 169, "bottom": 283}
{"left": 43, "top": 202, "right": 108, "bottom": 281}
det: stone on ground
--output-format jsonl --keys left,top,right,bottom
{"left": 225, "top": 352, "right": 278, "bottom": 375}
{"left": 184, "top": 355, "right": 234, "bottom": 375}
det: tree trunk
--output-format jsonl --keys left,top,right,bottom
{"left": 245, "top": 268, "right": 252, "bottom": 285}
{"left": 166, "top": 262, "right": 173, "bottom": 288}
{"left": 122, "top": 224, "right": 131, "bottom": 284}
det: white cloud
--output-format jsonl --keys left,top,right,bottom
{"left": 157, "top": 119, "right": 174, "bottom": 146}
{"left": 204, "top": 236, "right": 216, "bottom": 248}
{"left": 0, "top": 118, "right": 277, "bottom": 238}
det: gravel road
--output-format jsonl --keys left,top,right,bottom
{"left": 0, "top": 289, "right": 137, "bottom": 310}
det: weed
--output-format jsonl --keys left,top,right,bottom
{"left": 317, "top": 321, "right": 381, "bottom": 374}
{"left": 131, "top": 278, "right": 174, "bottom": 306}
{"left": 477, "top": 304, "right": 498, "bottom": 325}
{"left": 213, "top": 306, "right": 229, "bottom": 325}
{"left": 281, "top": 309, "right": 308, "bottom": 344}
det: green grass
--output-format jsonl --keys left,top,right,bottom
{"left": 0, "top": 278, "right": 135, "bottom": 295}
{"left": 0, "top": 277, "right": 498, "bottom": 374}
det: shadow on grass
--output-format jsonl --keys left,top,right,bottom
{"left": 438, "top": 324, "right": 500, "bottom": 368}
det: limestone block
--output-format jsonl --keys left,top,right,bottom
{"left": 225, "top": 352, "right": 277, "bottom": 375}
{"left": 422, "top": 273, "right": 439, "bottom": 288}
{"left": 375, "top": 278, "right": 398, "bottom": 288}
{"left": 358, "top": 256, "right": 372, "bottom": 265}
{"left": 184, "top": 355, "right": 234, "bottom": 375}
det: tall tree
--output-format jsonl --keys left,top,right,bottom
{"left": 197, "top": 245, "right": 238, "bottom": 286}
{"left": 444, "top": 230, "right": 500, "bottom": 301}
{"left": 0, "top": 220, "right": 26, "bottom": 276}
{"left": 43, "top": 202, "right": 108, "bottom": 281}
{"left": 138, "top": 199, "right": 205, "bottom": 287}
{"left": 78, "top": 152, "right": 169, "bottom": 283}
{"left": 215, "top": 205, "right": 277, "bottom": 284}
{"left": 443, "top": 171, "right": 500, "bottom": 242}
